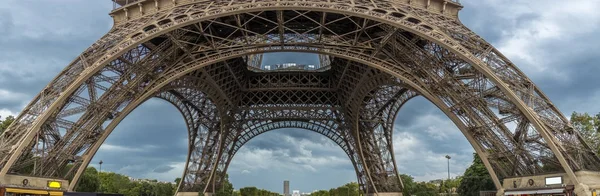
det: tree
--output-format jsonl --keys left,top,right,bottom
{"left": 214, "top": 174, "right": 234, "bottom": 196}
{"left": 99, "top": 172, "right": 134, "bottom": 193}
{"left": 440, "top": 176, "right": 461, "bottom": 194}
{"left": 311, "top": 190, "right": 329, "bottom": 196}
{"left": 0, "top": 115, "right": 15, "bottom": 134}
{"left": 458, "top": 153, "right": 495, "bottom": 196}
{"left": 412, "top": 182, "right": 438, "bottom": 196}
{"left": 239, "top": 187, "right": 258, "bottom": 196}
{"left": 570, "top": 112, "right": 600, "bottom": 153}
{"left": 76, "top": 167, "right": 100, "bottom": 192}
{"left": 341, "top": 182, "right": 360, "bottom": 196}
{"left": 400, "top": 174, "right": 415, "bottom": 196}
{"left": 328, "top": 188, "right": 338, "bottom": 196}
{"left": 238, "top": 187, "right": 279, "bottom": 196}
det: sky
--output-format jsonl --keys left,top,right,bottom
{"left": 1, "top": 0, "right": 600, "bottom": 194}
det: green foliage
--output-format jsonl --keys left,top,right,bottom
{"left": 311, "top": 190, "right": 330, "bottom": 196}
{"left": 412, "top": 182, "right": 438, "bottom": 196}
{"left": 311, "top": 182, "right": 360, "bottom": 196}
{"left": 571, "top": 112, "right": 600, "bottom": 153}
{"left": 240, "top": 187, "right": 258, "bottom": 196}
{"left": 327, "top": 182, "right": 360, "bottom": 196}
{"left": 76, "top": 167, "right": 100, "bottom": 192}
{"left": 214, "top": 174, "right": 234, "bottom": 196}
{"left": 99, "top": 172, "right": 132, "bottom": 193}
{"left": 239, "top": 186, "right": 280, "bottom": 196}
{"left": 344, "top": 182, "right": 360, "bottom": 196}
{"left": 457, "top": 153, "right": 495, "bottom": 196}
{"left": 0, "top": 115, "right": 15, "bottom": 134}
{"left": 398, "top": 174, "right": 459, "bottom": 196}
{"left": 97, "top": 171, "right": 175, "bottom": 196}
{"left": 437, "top": 177, "right": 461, "bottom": 194}
{"left": 400, "top": 174, "right": 415, "bottom": 196}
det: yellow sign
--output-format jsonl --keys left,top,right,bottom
{"left": 48, "top": 181, "right": 62, "bottom": 189}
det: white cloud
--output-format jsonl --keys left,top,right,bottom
{"left": 392, "top": 108, "right": 473, "bottom": 181}
{"left": 230, "top": 133, "right": 350, "bottom": 174}
{"left": 99, "top": 143, "right": 159, "bottom": 152}
{"left": 0, "top": 108, "right": 17, "bottom": 118}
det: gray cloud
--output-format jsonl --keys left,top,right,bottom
{"left": 460, "top": 0, "right": 600, "bottom": 114}
{"left": 90, "top": 98, "right": 188, "bottom": 180}
{"left": 153, "top": 165, "right": 176, "bottom": 173}
{"left": 0, "top": 9, "right": 13, "bottom": 35}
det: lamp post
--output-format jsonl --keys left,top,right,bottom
{"left": 99, "top": 160, "right": 103, "bottom": 174}
{"left": 444, "top": 155, "right": 451, "bottom": 179}
{"left": 445, "top": 155, "right": 451, "bottom": 195}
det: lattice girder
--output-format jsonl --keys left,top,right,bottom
{"left": 0, "top": 1, "right": 597, "bottom": 195}
{"left": 358, "top": 85, "right": 419, "bottom": 193}
{"left": 156, "top": 89, "right": 221, "bottom": 192}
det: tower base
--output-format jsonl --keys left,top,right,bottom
{"left": 501, "top": 171, "right": 600, "bottom": 196}
{"left": 0, "top": 174, "right": 69, "bottom": 191}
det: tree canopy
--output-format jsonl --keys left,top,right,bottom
{"left": 309, "top": 182, "right": 359, "bottom": 196}
{"left": 76, "top": 167, "right": 100, "bottom": 192}
{"left": 239, "top": 186, "right": 280, "bottom": 196}
{"left": 0, "top": 115, "right": 15, "bottom": 134}
{"left": 457, "top": 153, "right": 495, "bottom": 196}
{"left": 214, "top": 174, "right": 234, "bottom": 196}
{"left": 570, "top": 112, "right": 600, "bottom": 153}
{"left": 96, "top": 171, "right": 175, "bottom": 196}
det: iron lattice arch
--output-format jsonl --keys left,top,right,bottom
{"left": 0, "top": 0, "right": 598, "bottom": 195}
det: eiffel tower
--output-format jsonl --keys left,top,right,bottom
{"left": 0, "top": 1, "right": 599, "bottom": 195}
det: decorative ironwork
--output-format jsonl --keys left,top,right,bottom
{"left": 0, "top": 0, "right": 597, "bottom": 195}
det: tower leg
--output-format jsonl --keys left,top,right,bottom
{"left": 356, "top": 105, "right": 404, "bottom": 194}
{"left": 574, "top": 183, "right": 591, "bottom": 196}
{"left": 495, "top": 189, "right": 505, "bottom": 196}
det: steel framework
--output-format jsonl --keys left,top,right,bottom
{"left": 0, "top": 0, "right": 599, "bottom": 195}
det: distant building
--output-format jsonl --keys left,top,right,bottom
{"left": 429, "top": 179, "right": 443, "bottom": 187}
{"left": 292, "top": 190, "right": 300, "bottom": 196}
{"left": 284, "top": 180, "right": 290, "bottom": 196}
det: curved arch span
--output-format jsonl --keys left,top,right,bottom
{"left": 231, "top": 121, "right": 345, "bottom": 156}
{"left": 1, "top": 47, "right": 559, "bottom": 193}
{"left": 0, "top": 2, "right": 597, "bottom": 195}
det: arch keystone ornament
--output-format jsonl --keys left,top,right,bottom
{"left": 1, "top": 0, "right": 599, "bottom": 195}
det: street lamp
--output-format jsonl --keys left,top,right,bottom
{"left": 99, "top": 160, "right": 103, "bottom": 174}
{"left": 445, "top": 155, "right": 451, "bottom": 195}
{"left": 444, "top": 155, "right": 451, "bottom": 179}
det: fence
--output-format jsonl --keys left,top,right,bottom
{"left": 480, "top": 191, "right": 498, "bottom": 196}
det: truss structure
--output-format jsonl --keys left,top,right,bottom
{"left": 0, "top": 0, "right": 598, "bottom": 195}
